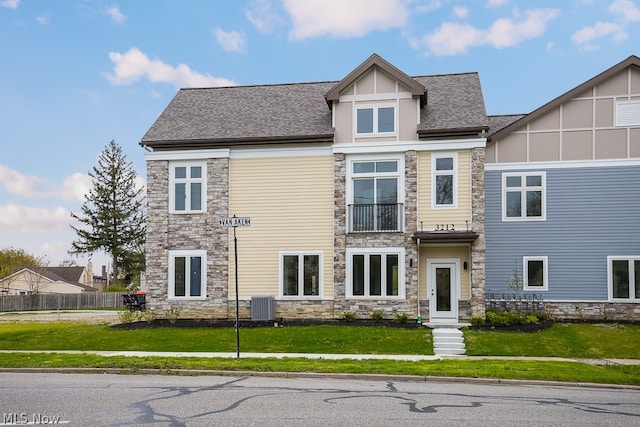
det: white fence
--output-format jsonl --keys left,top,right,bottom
{"left": 0, "top": 292, "right": 127, "bottom": 312}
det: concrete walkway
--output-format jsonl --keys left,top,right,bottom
{"left": 1, "top": 349, "right": 638, "bottom": 366}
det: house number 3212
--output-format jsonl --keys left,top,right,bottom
{"left": 435, "top": 224, "right": 455, "bottom": 231}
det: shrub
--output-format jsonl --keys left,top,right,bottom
{"left": 342, "top": 312, "right": 356, "bottom": 322}
{"left": 470, "top": 316, "right": 485, "bottom": 327}
{"left": 165, "top": 307, "right": 180, "bottom": 324}
{"left": 141, "top": 310, "right": 157, "bottom": 324}
{"left": 484, "top": 310, "right": 540, "bottom": 327}
{"left": 371, "top": 311, "right": 384, "bottom": 322}
{"left": 393, "top": 312, "right": 409, "bottom": 324}
{"left": 117, "top": 309, "right": 140, "bottom": 324}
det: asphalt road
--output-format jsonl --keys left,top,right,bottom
{"left": 1, "top": 373, "right": 638, "bottom": 426}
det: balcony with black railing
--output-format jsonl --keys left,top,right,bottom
{"left": 348, "top": 203, "right": 404, "bottom": 233}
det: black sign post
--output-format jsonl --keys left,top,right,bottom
{"left": 218, "top": 215, "right": 251, "bottom": 360}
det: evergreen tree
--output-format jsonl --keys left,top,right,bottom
{"left": 70, "top": 140, "right": 146, "bottom": 285}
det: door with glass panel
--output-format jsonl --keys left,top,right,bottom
{"left": 427, "top": 261, "right": 459, "bottom": 323}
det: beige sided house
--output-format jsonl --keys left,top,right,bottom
{"left": 141, "top": 54, "right": 488, "bottom": 324}
{"left": 0, "top": 266, "right": 97, "bottom": 295}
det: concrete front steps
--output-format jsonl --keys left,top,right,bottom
{"left": 431, "top": 327, "right": 466, "bottom": 355}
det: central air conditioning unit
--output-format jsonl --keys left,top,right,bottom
{"left": 251, "top": 295, "right": 275, "bottom": 321}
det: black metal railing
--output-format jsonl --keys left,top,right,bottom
{"left": 485, "top": 291, "right": 545, "bottom": 314}
{"left": 348, "top": 203, "right": 403, "bottom": 232}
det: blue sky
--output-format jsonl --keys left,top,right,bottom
{"left": 1, "top": 0, "right": 639, "bottom": 270}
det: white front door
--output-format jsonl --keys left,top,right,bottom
{"left": 427, "top": 260, "right": 459, "bottom": 323}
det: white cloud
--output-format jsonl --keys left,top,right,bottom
{"left": 0, "top": 0, "right": 19, "bottom": 9}
{"left": 486, "top": 0, "right": 509, "bottom": 6}
{"left": 415, "top": 0, "right": 441, "bottom": 13}
{"left": 283, "top": 0, "right": 409, "bottom": 40}
{"left": 610, "top": 0, "right": 640, "bottom": 22}
{"left": 245, "top": 0, "right": 285, "bottom": 33}
{"left": 36, "top": 15, "right": 49, "bottom": 24}
{"left": 0, "top": 165, "right": 92, "bottom": 202}
{"left": 106, "top": 47, "right": 236, "bottom": 88}
{"left": 0, "top": 204, "right": 70, "bottom": 234}
{"left": 214, "top": 27, "right": 247, "bottom": 53}
{"left": 571, "top": 21, "right": 626, "bottom": 45}
{"left": 453, "top": 6, "right": 469, "bottom": 19}
{"left": 414, "top": 22, "right": 485, "bottom": 55}
{"left": 412, "top": 8, "right": 559, "bottom": 56}
{"left": 485, "top": 9, "right": 561, "bottom": 48}
{"left": 105, "top": 4, "right": 127, "bottom": 24}
{"left": 571, "top": 0, "right": 638, "bottom": 49}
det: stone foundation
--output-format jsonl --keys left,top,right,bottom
{"left": 544, "top": 301, "right": 640, "bottom": 322}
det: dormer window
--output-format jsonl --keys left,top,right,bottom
{"left": 356, "top": 105, "right": 395, "bottom": 136}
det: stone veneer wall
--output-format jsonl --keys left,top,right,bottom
{"left": 469, "top": 147, "right": 486, "bottom": 319}
{"left": 145, "top": 158, "right": 231, "bottom": 319}
{"left": 542, "top": 302, "right": 640, "bottom": 322}
{"left": 332, "top": 151, "right": 420, "bottom": 321}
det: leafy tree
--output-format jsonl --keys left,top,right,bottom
{"left": 70, "top": 140, "right": 146, "bottom": 285}
{"left": 0, "top": 247, "right": 46, "bottom": 279}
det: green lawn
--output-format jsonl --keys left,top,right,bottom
{"left": 1, "top": 321, "right": 639, "bottom": 385}
{"left": 0, "top": 323, "right": 433, "bottom": 354}
{"left": 465, "top": 322, "right": 640, "bottom": 359}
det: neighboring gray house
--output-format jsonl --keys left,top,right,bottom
{"left": 485, "top": 55, "right": 640, "bottom": 321}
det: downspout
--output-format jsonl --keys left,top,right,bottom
{"left": 416, "top": 238, "right": 421, "bottom": 323}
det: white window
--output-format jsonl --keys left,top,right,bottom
{"left": 608, "top": 256, "right": 640, "bottom": 300}
{"left": 432, "top": 153, "right": 457, "bottom": 208}
{"left": 280, "top": 252, "right": 323, "bottom": 298}
{"left": 347, "top": 248, "right": 405, "bottom": 298}
{"left": 356, "top": 105, "right": 396, "bottom": 136}
{"left": 168, "top": 250, "right": 207, "bottom": 299}
{"left": 169, "top": 161, "right": 206, "bottom": 213}
{"left": 502, "top": 172, "right": 546, "bottom": 221}
{"left": 347, "top": 155, "right": 404, "bottom": 233}
{"left": 523, "top": 256, "right": 548, "bottom": 291}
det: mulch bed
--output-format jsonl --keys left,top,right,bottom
{"left": 469, "top": 319, "right": 554, "bottom": 332}
{"left": 111, "top": 318, "right": 424, "bottom": 330}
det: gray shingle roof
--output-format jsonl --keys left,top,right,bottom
{"left": 488, "top": 114, "right": 526, "bottom": 136}
{"left": 141, "top": 82, "right": 336, "bottom": 147}
{"left": 141, "top": 71, "right": 489, "bottom": 148}
{"left": 415, "top": 73, "right": 488, "bottom": 133}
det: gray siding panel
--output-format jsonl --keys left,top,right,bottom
{"left": 486, "top": 165, "right": 640, "bottom": 300}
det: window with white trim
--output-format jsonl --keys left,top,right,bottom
{"left": 502, "top": 172, "right": 546, "bottom": 221}
{"left": 432, "top": 153, "right": 457, "bottom": 208}
{"left": 608, "top": 256, "right": 640, "bottom": 300}
{"left": 347, "top": 248, "right": 404, "bottom": 298}
{"left": 280, "top": 252, "right": 322, "bottom": 297}
{"left": 169, "top": 161, "right": 206, "bottom": 213}
{"left": 168, "top": 250, "right": 206, "bottom": 299}
{"left": 348, "top": 155, "right": 404, "bottom": 232}
{"left": 356, "top": 105, "right": 395, "bottom": 136}
{"left": 523, "top": 256, "right": 548, "bottom": 291}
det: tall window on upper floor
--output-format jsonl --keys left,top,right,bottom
{"left": 502, "top": 172, "right": 546, "bottom": 221}
{"left": 348, "top": 155, "right": 404, "bottom": 233}
{"left": 356, "top": 105, "right": 395, "bottom": 136}
{"left": 169, "top": 161, "right": 206, "bottom": 213}
{"left": 432, "top": 153, "right": 457, "bottom": 208}
{"left": 608, "top": 256, "right": 640, "bottom": 300}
